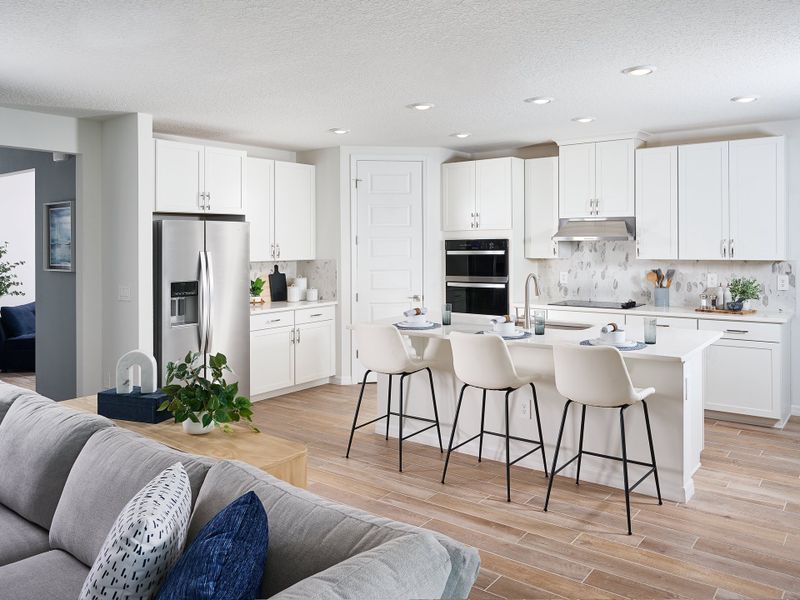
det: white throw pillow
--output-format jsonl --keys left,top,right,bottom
{"left": 79, "top": 462, "right": 192, "bottom": 600}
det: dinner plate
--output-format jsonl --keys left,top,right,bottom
{"left": 394, "top": 321, "right": 440, "bottom": 330}
{"left": 584, "top": 338, "right": 640, "bottom": 349}
{"left": 480, "top": 329, "right": 532, "bottom": 340}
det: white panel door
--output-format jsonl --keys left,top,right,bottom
{"left": 274, "top": 161, "right": 315, "bottom": 260}
{"left": 635, "top": 146, "right": 678, "bottom": 259}
{"left": 295, "top": 320, "right": 335, "bottom": 384}
{"left": 245, "top": 157, "right": 274, "bottom": 262}
{"left": 595, "top": 139, "right": 635, "bottom": 217}
{"left": 442, "top": 161, "right": 475, "bottom": 231}
{"left": 559, "top": 143, "right": 595, "bottom": 218}
{"left": 729, "top": 137, "right": 785, "bottom": 260}
{"left": 155, "top": 139, "right": 204, "bottom": 213}
{"left": 353, "top": 160, "right": 424, "bottom": 382}
{"left": 204, "top": 147, "right": 245, "bottom": 214}
{"left": 475, "top": 158, "right": 512, "bottom": 230}
{"left": 524, "top": 157, "right": 561, "bottom": 258}
{"left": 678, "top": 141, "right": 729, "bottom": 260}
{"left": 250, "top": 326, "right": 295, "bottom": 396}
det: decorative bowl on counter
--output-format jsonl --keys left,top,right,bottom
{"left": 494, "top": 321, "right": 516, "bottom": 335}
{"left": 600, "top": 329, "right": 626, "bottom": 345}
{"left": 727, "top": 301, "right": 744, "bottom": 311}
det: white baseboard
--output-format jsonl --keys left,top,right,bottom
{"left": 791, "top": 406, "right": 800, "bottom": 417}
{"left": 251, "top": 377, "right": 332, "bottom": 401}
{"left": 331, "top": 375, "right": 353, "bottom": 385}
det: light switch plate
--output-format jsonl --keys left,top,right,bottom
{"left": 706, "top": 273, "right": 718, "bottom": 288}
{"left": 118, "top": 285, "right": 131, "bottom": 302}
{"left": 559, "top": 271, "right": 569, "bottom": 285}
{"left": 777, "top": 275, "right": 790, "bottom": 291}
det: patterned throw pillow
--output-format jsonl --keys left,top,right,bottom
{"left": 156, "top": 491, "right": 268, "bottom": 600}
{"left": 79, "top": 462, "right": 192, "bottom": 600}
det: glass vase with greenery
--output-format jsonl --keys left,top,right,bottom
{"left": 158, "top": 351, "right": 259, "bottom": 434}
{"left": 0, "top": 242, "right": 24, "bottom": 298}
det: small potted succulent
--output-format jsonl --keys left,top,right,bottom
{"left": 159, "top": 351, "right": 259, "bottom": 435}
{"left": 727, "top": 277, "right": 760, "bottom": 311}
{"left": 250, "top": 277, "right": 266, "bottom": 303}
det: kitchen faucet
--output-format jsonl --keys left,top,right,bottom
{"left": 523, "top": 273, "right": 541, "bottom": 330}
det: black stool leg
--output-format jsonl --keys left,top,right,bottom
{"left": 346, "top": 370, "right": 371, "bottom": 458}
{"left": 642, "top": 400, "right": 662, "bottom": 505}
{"left": 575, "top": 404, "right": 586, "bottom": 484}
{"left": 504, "top": 390, "right": 512, "bottom": 502}
{"left": 398, "top": 374, "right": 406, "bottom": 472}
{"left": 530, "top": 383, "right": 548, "bottom": 477}
{"left": 620, "top": 406, "right": 632, "bottom": 535}
{"left": 426, "top": 368, "right": 444, "bottom": 452}
{"left": 544, "top": 400, "right": 572, "bottom": 512}
{"left": 385, "top": 374, "right": 393, "bottom": 440}
{"left": 441, "top": 384, "right": 467, "bottom": 484}
{"left": 478, "top": 389, "right": 487, "bottom": 463}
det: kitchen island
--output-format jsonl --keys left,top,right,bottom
{"left": 374, "top": 321, "right": 721, "bottom": 503}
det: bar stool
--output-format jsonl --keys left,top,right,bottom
{"left": 442, "top": 332, "right": 548, "bottom": 502}
{"left": 545, "top": 343, "right": 662, "bottom": 535}
{"left": 346, "top": 323, "right": 443, "bottom": 472}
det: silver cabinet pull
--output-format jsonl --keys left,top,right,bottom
{"left": 656, "top": 324, "right": 670, "bottom": 328}
{"left": 310, "top": 313, "right": 323, "bottom": 317}
{"left": 553, "top": 244, "right": 557, "bottom": 256}
{"left": 446, "top": 282, "right": 505, "bottom": 289}
{"left": 198, "top": 192, "right": 205, "bottom": 209}
{"left": 267, "top": 318, "right": 281, "bottom": 323}
{"left": 290, "top": 329, "right": 295, "bottom": 343}
{"left": 730, "top": 239, "right": 735, "bottom": 258}
{"left": 276, "top": 244, "right": 281, "bottom": 258}
{"left": 296, "top": 328, "right": 301, "bottom": 343}
{"left": 725, "top": 329, "right": 749, "bottom": 334}
{"left": 206, "top": 191, "right": 211, "bottom": 210}
{"left": 721, "top": 239, "right": 727, "bottom": 258}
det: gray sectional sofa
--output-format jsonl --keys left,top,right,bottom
{"left": 0, "top": 381, "right": 480, "bottom": 599}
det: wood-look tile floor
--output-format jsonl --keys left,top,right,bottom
{"left": 253, "top": 384, "right": 800, "bottom": 599}
{"left": 0, "top": 372, "right": 36, "bottom": 391}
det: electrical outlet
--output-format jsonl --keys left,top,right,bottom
{"left": 706, "top": 273, "right": 718, "bottom": 288}
{"left": 559, "top": 271, "right": 569, "bottom": 285}
{"left": 520, "top": 398, "right": 532, "bottom": 419}
{"left": 777, "top": 275, "right": 790, "bottom": 291}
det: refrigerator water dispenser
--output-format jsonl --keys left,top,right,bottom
{"left": 170, "top": 281, "right": 198, "bottom": 326}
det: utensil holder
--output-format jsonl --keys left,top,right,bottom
{"left": 654, "top": 287, "right": 669, "bottom": 307}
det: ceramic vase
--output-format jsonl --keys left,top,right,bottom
{"left": 182, "top": 413, "right": 214, "bottom": 435}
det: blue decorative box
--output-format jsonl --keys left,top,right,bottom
{"left": 97, "top": 386, "right": 172, "bottom": 424}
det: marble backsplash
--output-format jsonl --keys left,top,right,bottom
{"left": 532, "top": 241, "right": 795, "bottom": 312}
{"left": 250, "top": 259, "right": 337, "bottom": 301}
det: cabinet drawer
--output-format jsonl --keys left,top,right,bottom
{"left": 250, "top": 311, "right": 294, "bottom": 331}
{"left": 295, "top": 305, "right": 335, "bottom": 325}
{"left": 546, "top": 309, "right": 620, "bottom": 326}
{"left": 698, "top": 319, "right": 780, "bottom": 343}
{"left": 626, "top": 315, "right": 697, "bottom": 330}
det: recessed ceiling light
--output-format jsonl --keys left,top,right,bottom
{"left": 328, "top": 128, "right": 350, "bottom": 134}
{"left": 571, "top": 116, "right": 595, "bottom": 123}
{"left": 621, "top": 65, "right": 656, "bottom": 76}
{"left": 730, "top": 96, "right": 759, "bottom": 104}
{"left": 407, "top": 103, "right": 435, "bottom": 111}
{"left": 450, "top": 132, "right": 471, "bottom": 139}
{"left": 524, "top": 96, "right": 554, "bottom": 105}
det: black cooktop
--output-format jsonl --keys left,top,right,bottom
{"left": 548, "top": 300, "right": 643, "bottom": 310}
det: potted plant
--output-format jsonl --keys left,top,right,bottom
{"left": 158, "top": 351, "right": 259, "bottom": 435}
{"left": 250, "top": 277, "right": 266, "bottom": 303}
{"left": 727, "top": 277, "right": 760, "bottom": 311}
{"left": 0, "top": 241, "right": 24, "bottom": 299}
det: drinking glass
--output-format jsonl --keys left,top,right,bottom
{"left": 533, "top": 310, "right": 546, "bottom": 335}
{"left": 644, "top": 317, "right": 657, "bottom": 344}
{"left": 442, "top": 303, "right": 452, "bottom": 326}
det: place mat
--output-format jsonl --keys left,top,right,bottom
{"left": 477, "top": 330, "right": 533, "bottom": 340}
{"left": 394, "top": 321, "right": 441, "bottom": 331}
{"left": 580, "top": 339, "right": 647, "bottom": 351}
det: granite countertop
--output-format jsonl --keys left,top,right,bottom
{"left": 250, "top": 300, "right": 337, "bottom": 316}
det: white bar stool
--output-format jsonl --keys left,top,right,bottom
{"left": 442, "top": 332, "right": 548, "bottom": 502}
{"left": 545, "top": 343, "right": 662, "bottom": 535}
{"left": 346, "top": 323, "right": 443, "bottom": 472}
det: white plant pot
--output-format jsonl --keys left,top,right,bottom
{"left": 182, "top": 414, "right": 214, "bottom": 435}
{"left": 742, "top": 300, "right": 752, "bottom": 310}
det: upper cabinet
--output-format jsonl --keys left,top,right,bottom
{"left": 246, "top": 158, "right": 315, "bottom": 262}
{"left": 635, "top": 146, "right": 678, "bottom": 260}
{"left": 524, "top": 157, "right": 570, "bottom": 259}
{"left": 155, "top": 139, "right": 245, "bottom": 215}
{"left": 442, "top": 158, "right": 519, "bottom": 231}
{"left": 559, "top": 138, "right": 638, "bottom": 218}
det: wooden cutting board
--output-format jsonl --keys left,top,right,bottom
{"left": 268, "top": 265, "right": 287, "bottom": 302}
{"left": 695, "top": 308, "right": 757, "bottom": 315}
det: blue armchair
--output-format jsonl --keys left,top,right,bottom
{"left": 0, "top": 302, "right": 35, "bottom": 372}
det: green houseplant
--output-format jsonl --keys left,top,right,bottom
{"left": 0, "top": 241, "right": 24, "bottom": 298}
{"left": 250, "top": 277, "right": 266, "bottom": 302}
{"left": 158, "top": 351, "right": 259, "bottom": 435}
{"left": 728, "top": 277, "right": 760, "bottom": 311}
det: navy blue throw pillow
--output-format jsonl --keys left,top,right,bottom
{"left": 157, "top": 491, "right": 268, "bottom": 600}
{"left": 1, "top": 303, "right": 35, "bottom": 338}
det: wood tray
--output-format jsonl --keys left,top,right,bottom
{"left": 695, "top": 308, "right": 757, "bottom": 315}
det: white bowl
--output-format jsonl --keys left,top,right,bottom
{"left": 405, "top": 313, "right": 427, "bottom": 324}
{"left": 494, "top": 321, "right": 516, "bottom": 335}
{"left": 601, "top": 329, "right": 626, "bottom": 345}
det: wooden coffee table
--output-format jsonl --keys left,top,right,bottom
{"left": 62, "top": 395, "right": 307, "bottom": 488}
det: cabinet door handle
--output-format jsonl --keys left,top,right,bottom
{"left": 206, "top": 191, "right": 211, "bottom": 210}
{"left": 198, "top": 192, "right": 205, "bottom": 209}
{"left": 276, "top": 244, "right": 281, "bottom": 258}
{"left": 656, "top": 324, "right": 670, "bottom": 328}
{"left": 290, "top": 329, "right": 295, "bottom": 343}
{"left": 267, "top": 318, "right": 281, "bottom": 323}
{"left": 730, "top": 239, "right": 734, "bottom": 259}
{"left": 721, "top": 239, "right": 727, "bottom": 258}
{"left": 725, "top": 329, "right": 749, "bottom": 334}
{"left": 296, "top": 328, "right": 301, "bottom": 343}
{"left": 553, "top": 244, "right": 557, "bottom": 256}
{"left": 310, "top": 313, "right": 323, "bottom": 317}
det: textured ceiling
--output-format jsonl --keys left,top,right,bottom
{"left": 1, "top": 0, "right": 799, "bottom": 152}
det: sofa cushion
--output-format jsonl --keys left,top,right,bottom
{"left": 157, "top": 491, "right": 268, "bottom": 600}
{"left": 0, "top": 396, "right": 112, "bottom": 529}
{"left": 271, "top": 532, "right": 450, "bottom": 600}
{"left": 0, "top": 381, "right": 42, "bottom": 424}
{"left": 0, "top": 550, "right": 89, "bottom": 600}
{"left": 81, "top": 463, "right": 193, "bottom": 600}
{"left": 0, "top": 302, "right": 35, "bottom": 338}
{"left": 0, "top": 504, "right": 50, "bottom": 567}
{"left": 50, "top": 427, "right": 214, "bottom": 567}
{"left": 189, "top": 460, "right": 480, "bottom": 599}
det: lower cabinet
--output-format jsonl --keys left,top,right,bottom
{"left": 250, "top": 325, "right": 295, "bottom": 394}
{"left": 294, "top": 320, "right": 334, "bottom": 385}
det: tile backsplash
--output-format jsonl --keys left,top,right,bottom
{"left": 532, "top": 241, "right": 795, "bottom": 312}
{"left": 250, "top": 259, "right": 337, "bottom": 301}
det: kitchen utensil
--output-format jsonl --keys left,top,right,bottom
{"left": 268, "top": 264, "right": 287, "bottom": 302}
{"left": 646, "top": 272, "right": 659, "bottom": 287}
{"left": 664, "top": 269, "right": 675, "bottom": 287}
{"left": 656, "top": 269, "right": 664, "bottom": 287}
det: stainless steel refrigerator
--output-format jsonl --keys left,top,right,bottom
{"left": 154, "top": 218, "right": 250, "bottom": 397}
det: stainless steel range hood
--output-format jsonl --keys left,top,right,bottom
{"left": 552, "top": 217, "right": 635, "bottom": 242}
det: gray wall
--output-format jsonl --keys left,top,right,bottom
{"left": 0, "top": 147, "right": 76, "bottom": 399}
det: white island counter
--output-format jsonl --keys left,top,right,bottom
{"left": 374, "top": 321, "right": 721, "bottom": 503}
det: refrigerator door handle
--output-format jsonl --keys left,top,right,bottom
{"left": 198, "top": 251, "right": 209, "bottom": 355}
{"left": 205, "top": 251, "right": 215, "bottom": 354}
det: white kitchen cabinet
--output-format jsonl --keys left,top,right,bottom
{"left": 246, "top": 157, "right": 274, "bottom": 262}
{"left": 524, "top": 157, "right": 570, "bottom": 259}
{"left": 250, "top": 325, "right": 295, "bottom": 396}
{"left": 546, "top": 309, "right": 620, "bottom": 326}
{"left": 635, "top": 146, "right": 678, "bottom": 260}
{"left": 442, "top": 158, "right": 518, "bottom": 231}
{"left": 728, "top": 137, "right": 785, "bottom": 260}
{"left": 155, "top": 139, "right": 245, "bottom": 215}
{"left": 559, "top": 139, "right": 637, "bottom": 218}
{"left": 625, "top": 315, "right": 696, "bottom": 330}
{"left": 294, "top": 319, "right": 335, "bottom": 385}
{"left": 274, "top": 161, "right": 315, "bottom": 260}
